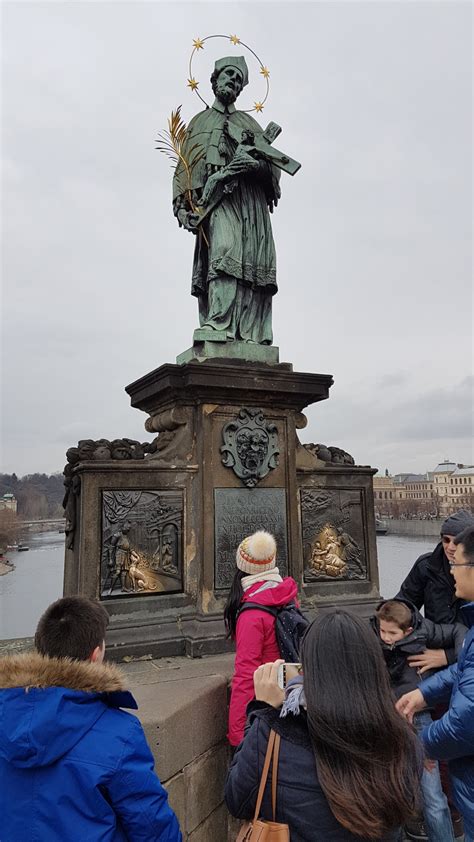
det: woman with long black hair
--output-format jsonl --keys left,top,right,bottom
{"left": 225, "top": 610, "right": 422, "bottom": 841}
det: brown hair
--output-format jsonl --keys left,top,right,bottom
{"left": 35, "top": 597, "right": 109, "bottom": 661}
{"left": 302, "top": 611, "right": 420, "bottom": 837}
{"left": 376, "top": 600, "right": 412, "bottom": 631}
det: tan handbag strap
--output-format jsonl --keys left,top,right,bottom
{"left": 252, "top": 729, "right": 276, "bottom": 822}
{"left": 271, "top": 732, "right": 281, "bottom": 821}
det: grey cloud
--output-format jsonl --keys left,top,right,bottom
{"left": 396, "top": 378, "right": 474, "bottom": 442}
{"left": 375, "top": 373, "right": 410, "bottom": 390}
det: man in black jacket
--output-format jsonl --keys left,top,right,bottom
{"left": 396, "top": 510, "right": 474, "bottom": 671}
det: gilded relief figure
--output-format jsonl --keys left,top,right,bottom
{"left": 309, "top": 525, "right": 348, "bottom": 578}
{"left": 128, "top": 552, "right": 167, "bottom": 593}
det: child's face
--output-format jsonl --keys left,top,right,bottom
{"left": 379, "top": 619, "right": 412, "bottom": 645}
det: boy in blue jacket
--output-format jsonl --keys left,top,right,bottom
{"left": 397, "top": 526, "right": 474, "bottom": 842}
{"left": 0, "top": 596, "right": 182, "bottom": 842}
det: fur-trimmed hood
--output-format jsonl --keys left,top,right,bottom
{"left": 0, "top": 653, "right": 137, "bottom": 768}
{"left": 0, "top": 652, "right": 128, "bottom": 693}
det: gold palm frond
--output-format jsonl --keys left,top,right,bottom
{"left": 156, "top": 106, "right": 208, "bottom": 244}
{"left": 156, "top": 105, "right": 204, "bottom": 185}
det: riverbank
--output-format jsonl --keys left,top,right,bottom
{"left": 0, "top": 561, "right": 14, "bottom": 576}
{"left": 385, "top": 518, "right": 443, "bottom": 538}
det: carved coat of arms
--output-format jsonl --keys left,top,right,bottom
{"left": 221, "top": 408, "right": 279, "bottom": 488}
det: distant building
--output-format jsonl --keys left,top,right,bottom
{"left": 434, "top": 461, "right": 474, "bottom": 516}
{"left": 373, "top": 475, "right": 410, "bottom": 506}
{"left": 0, "top": 493, "right": 17, "bottom": 514}
{"left": 374, "top": 461, "right": 474, "bottom": 516}
{"left": 404, "top": 474, "right": 435, "bottom": 504}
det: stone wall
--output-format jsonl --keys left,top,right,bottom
{"left": 124, "top": 652, "right": 241, "bottom": 841}
{"left": 388, "top": 518, "right": 443, "bottom": 538}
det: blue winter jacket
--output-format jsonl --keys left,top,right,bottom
{"left": 0, "top": 653, "right": 182, "bottom": 842}
{"left": 419, "top": 601, "right": 474, "bottom": 836}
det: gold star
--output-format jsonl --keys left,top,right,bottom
{"left": 192, "top": 38, "right": 204, "bottom": 50}
{"left": 260, "top": 66, "right": 270, "bottom": 79}
{"left": 254, "top": 101, "right": 264, "bottom": 112}
{"left": 187, "top": 77, "right": 199, "bottom": 91}
{"left": 229, "top": 34, "right": 240, "bottom": 45}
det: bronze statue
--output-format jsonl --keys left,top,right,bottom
{"left": 170, "top": 55, "right": 300, "bottom": 346}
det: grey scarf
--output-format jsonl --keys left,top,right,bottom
{"left": 280, "top": 675, "right": 307, "bottom": 718}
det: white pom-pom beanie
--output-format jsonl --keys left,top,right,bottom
{"left": 236, "top": 530, "right": 277, "bottom": 575}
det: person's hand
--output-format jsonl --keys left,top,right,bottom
{"left": 408, "top": 649, "right": 448, "bottom": 674}
{"left": 253, "top": 660, "right": 285, "bottom": 708}
{"left": 396, "top": 689, "right": 426, "bottom": 723}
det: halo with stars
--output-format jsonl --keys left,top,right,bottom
{"left": 187, "top": 34, "right": 270, "bottom": 114}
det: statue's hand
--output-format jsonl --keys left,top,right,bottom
{"left": 201, "top": 171, "right": 224, "bottom": 206}
{"left": 177, "top": 209, "right": 200, "bottom": 233}
{"left": 228, "top": 147, "right": 260, "bottom": 175}
{"left": 185, "top": 212, "right": 201, "bottom": 232}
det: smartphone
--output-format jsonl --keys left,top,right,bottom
{"left": 277, "top": 663, "right": 302, "bottom": 690}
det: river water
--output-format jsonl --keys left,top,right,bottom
{"left": 0, "top": 531, "right": 65, "bottom": 640}
{"left": 0, "top": 530, "right": 435, "bottom": 640}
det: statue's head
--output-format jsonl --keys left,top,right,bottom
{"left": 211, "top": 55, "right": 249, "bottom": 105}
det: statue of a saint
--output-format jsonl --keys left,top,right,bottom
{"left": 172, "top": 56, "right": 282, "bottom": 345}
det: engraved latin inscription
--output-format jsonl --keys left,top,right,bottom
{"left": 214, "top": 488, "right": 288, "bottom": 589}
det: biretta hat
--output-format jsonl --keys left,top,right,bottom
{"left": 236, "top": 530, "right": 277, "bottom": 575}
{"left": 214, "top": 55, "right": 249, "bottom": 87}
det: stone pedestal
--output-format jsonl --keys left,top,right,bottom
{"left": 63, "top": 358, "right": 380, "bottom": 659}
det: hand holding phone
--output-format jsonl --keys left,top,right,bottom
{"left": 277, "top": 663, "right": 302, "bottom": 690}
{"left": 253, "top": 660, "right": 285, "bottom": 708}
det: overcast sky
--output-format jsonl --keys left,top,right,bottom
{"left": 1, "top": 0, "right": 472, "bottom": 478}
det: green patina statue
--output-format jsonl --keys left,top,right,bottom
{"left": 171, "top": 55, "right": 300, "bottom": 346}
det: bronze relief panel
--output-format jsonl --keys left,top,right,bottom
{"left": 300, "top": 488, "right": 367, "bottom": 582}
{"left": 100, "top": 490, "right": 183, "bottom": 598}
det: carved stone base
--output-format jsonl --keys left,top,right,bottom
{"left": 63, "top": 358, "right": 382, "bottom": 660}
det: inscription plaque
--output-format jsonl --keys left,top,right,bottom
{"left": 100, "top": 489, "right": 183, "bottom": 598}
{"left": 214, "top": 488, "right": 288, "bottom": 589}
{"left": 300, "top": 487, "right": 367, "bottom": 582}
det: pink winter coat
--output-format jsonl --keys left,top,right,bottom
{"left": 227, "top": 577, "right": 299, "bottom": 746}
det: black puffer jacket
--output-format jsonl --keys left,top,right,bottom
{"left": 396, "top": 543, "right": 468, "bottom": 662}
{"left": 225, "top": 702, "right": 403, "bottom": 842}
{"left": 370, "top": 598, "right": 467, "bottom": 699}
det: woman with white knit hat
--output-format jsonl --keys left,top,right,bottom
{"left": 224, "top": 529, "right": 298, "bottom": 747}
